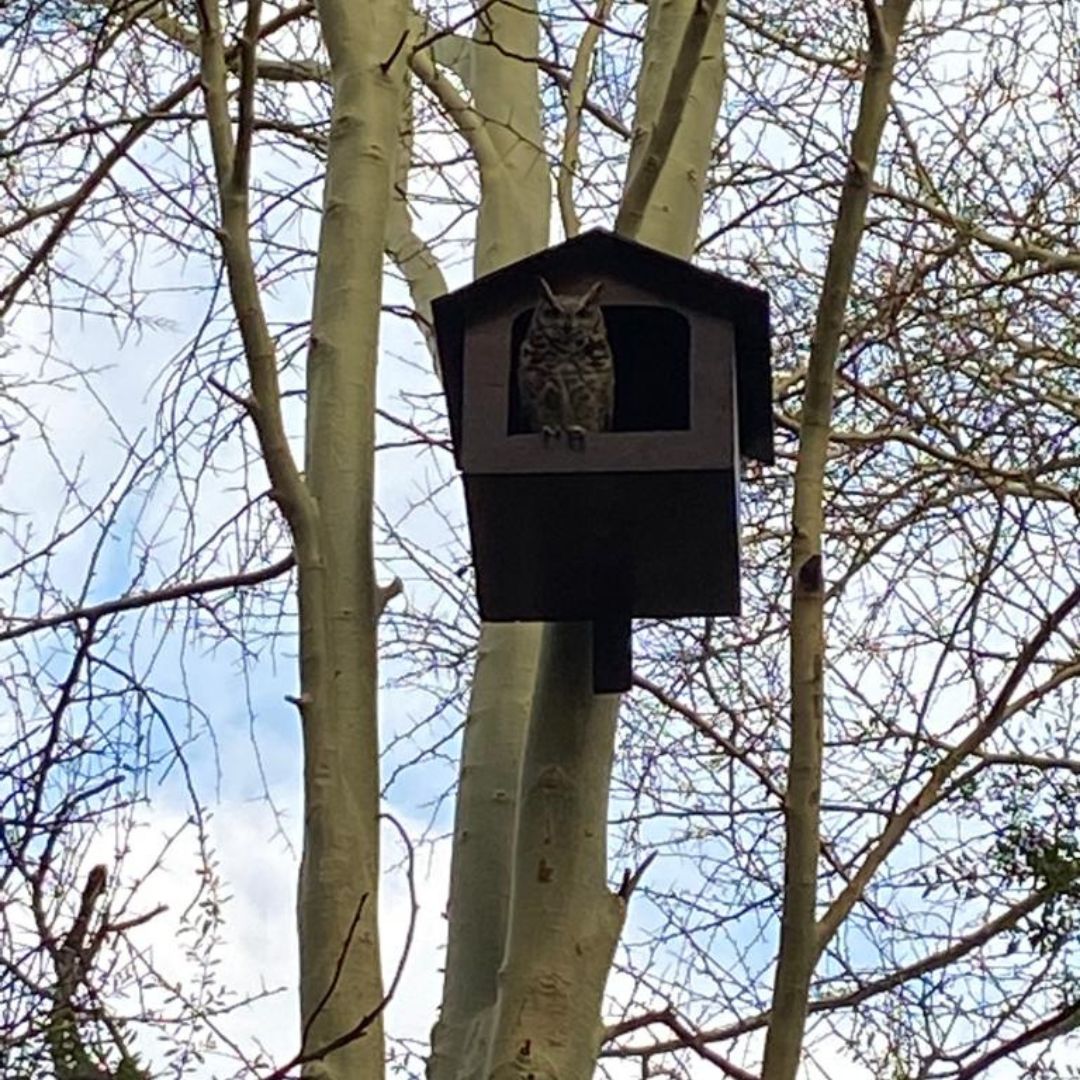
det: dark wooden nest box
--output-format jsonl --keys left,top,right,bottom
{"left": 432, "top": 229, "right": 772, "bottom": 692}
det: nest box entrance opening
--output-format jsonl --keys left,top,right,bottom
{"left": 507, "top": 305, "right": 691, "bottom": 436}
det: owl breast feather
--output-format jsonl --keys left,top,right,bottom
{"left": 519, "top": 338, "right": 614, "bottom": 433}
{"left": 518, "top": 283, "right": 615, "bottom": 435}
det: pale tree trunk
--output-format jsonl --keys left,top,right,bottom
{"left": 617, "top": 0, "right": 726, "bottom": 255}
{"left": 294, "top": 0, "right": 410, "bottom": 1076}
{"left": 760, "top": 3, "right": 913, "bottom": 1078}
{"left": 427, "top": 0, "right": 550, "bottom": 1073}
{"left": 483, "top": 2, "right": 731, "bottom": 1074}
{"left": 192, "top": 0, "right": 410, "bottom": 1076}
{"left": 482, "top": 625, "right": 623, "bottom": 1079}
{"left": 428, "top": 624, "right": 544, "bottom": 1080}
{"left": 191, "top": 0, "right": 408, "bottom": 1067}
{"left": 430, "top": 3, "right": 731, "bottom": 1078}
{"left": 386, "top": 85, "right": 447, "bottom": 359}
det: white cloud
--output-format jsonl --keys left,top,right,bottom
{"left": 76, "top": 789, "right": 450, "bottom": 1077}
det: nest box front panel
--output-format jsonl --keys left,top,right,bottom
{"left": 460, "top": 277, "right": 736, "bottom": 474}
{"left": 466, "top": 471, "right": 740, "bottom": 621}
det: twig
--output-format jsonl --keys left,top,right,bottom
{"left": 208, "top": 375, "right": 256, "bottom": 413}
{"left": 0, "top": 79, "right": 199, "bottom": 321}
{"left": 818, "top": 580, "right": 1080, "bottom": 947}
{"left": 605, "top": 1006, "right": 757, "bottom": 1080}
{"left": 617, "top": 850, "right": 656, "bottom": 899}
{"left": 955, "top": 1000, "right": 1080, "bottom": 1079}
{"left": 0, "top": 556, "right": 295, "bottom": 643}
{"left": 261, "top": 816, "right": 418, "bottom": 1079}
{"left": 380, "top": 29, "right": 410, "bottom": 73}
{"left": 299, "top": 894, "right": 370, "bottom": 1055}
{"left": 232, "top": 0, "right": 263, "bottom": 192}
{"left": 411, "top": 0, "right": 500, "bottom": 56}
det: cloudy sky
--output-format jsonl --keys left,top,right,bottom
{"left": 5, "top": 8, "right": 1066, "bottom": 1075}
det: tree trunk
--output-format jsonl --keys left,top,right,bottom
{"left": 619, "top": 0, "right": 727, "bottom": 255}
{"left": 483, "top": 625, "right": 623, "bottom": 1079}
{"left": 428, "top": 2, "right": 551, "bottom": 1076}
{"left": 296, "top": 2, "right": 409, "bottom": 1077}
{"left": 431, "top": 2, "right": 730, "bottom": 1075}
{"left": 760, "top": 4, "right": 914, "bottom": 1077}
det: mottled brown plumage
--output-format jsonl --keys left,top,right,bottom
{"left": 518, "top": 278, "right": 615, "bottom": 447}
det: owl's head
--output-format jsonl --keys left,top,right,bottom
{"left": 536, "top": 278, "right": 605, "bottom": 339}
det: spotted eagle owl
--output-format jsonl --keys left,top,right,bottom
{"left": 517, "top": 278, "right": 615, "bottom": 448}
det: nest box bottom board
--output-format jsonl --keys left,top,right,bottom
{"left": 465, "top": 470, "right": 740, "bottom": 622}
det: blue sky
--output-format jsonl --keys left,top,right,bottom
{"left": 5, "top": 4, "right": 1079, "bottom": 1075}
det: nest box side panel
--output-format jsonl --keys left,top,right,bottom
{"left": 461, "top": 280, "right": 736, "bottom": 475}
{"left": 465, "top": 470, "right": 740, "bottom": 621}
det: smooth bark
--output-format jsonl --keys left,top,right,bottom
{"left": 295, "top": 1, "right": 409, "bottom": 1076}
{"left": 619, "top": 0, "right": 727, "bottom": 255}
{"left": 428, "top": 4, "right": 550, "bottom": 1076}
{"left": 484, "top": 626, "right": 623, "bottom": 1079}
{"left": 429, "top": 624, "right": 545, "bottom": 1080}
{"left": 760, "top": 4, "right": 913, "bottom": 1077}
{"left": 479, "top": 1, "right": 733, "bottom": 1074}
{"left": 192, "top": 0, "right": 405, "bottom": 1072}
{"left": 431, "top": 2, "right": 731, "bottom": 1074}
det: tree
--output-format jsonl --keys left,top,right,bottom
{"left": 3, "top": 0, "right": 1080, "bottom": 1078}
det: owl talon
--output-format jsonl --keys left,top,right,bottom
{"left": 542, "top": 425, "right": 560, "bottom": 443}
{"left": 567, "top": 425, "right": 586, "bottom": 449}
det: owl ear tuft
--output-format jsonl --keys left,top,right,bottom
{"left": 582, "top": 281, "right": 604, "bottom": 306}
{"left": 538, "top": 277, "right": 558, "bottom": 305}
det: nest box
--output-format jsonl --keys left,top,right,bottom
{"left": 432, "top": 229, "right": 772, "bottom": 692}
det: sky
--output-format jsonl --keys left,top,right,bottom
{"left": 3, "top": 4, "right": 1077, "bottom": 1078}
{"left": 0, "top": 174, "right": 458, "bottom": 1061}
{"left": 5, "top": 245, "right": 743, "bottom": 1076}
{"left": 1, "top": 211, "right": 810, "bottom": 1077}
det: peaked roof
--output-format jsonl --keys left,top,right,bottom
{"left": 432, "top": 228, "right": 773, "bottom": 464}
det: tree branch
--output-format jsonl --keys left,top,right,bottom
{"left": 0, "top": 556, "right": 295, "bottom": 643}
{"left": 408, "top": 48, "right": 500, "bottom": 174}
{"left": 761, "top": 2, "right": 914, "bottom": 1076}
{"left": 614, "top": 0, "right": 722, "bottom": 240}
{"left": 817, "top": 580, "right": 1080, "bottom": 950}
{"left": 605, "top": 1007, "right": 757, "bottom": 1080}
{"left": 558, "top": 0, "right": 612, "bottom": 237}
{"left": 605, "top": 876, "right": 1079, "bottom": 1059}
{"left": 194, "top": 0, "right": 318, "bottom": 549}
{"left": 262, "top": 817, "right": 418, "bottom": 1080}
{"left": 0, "top": 79, "right": 199, "bottom": 321}
{"left": 232, "top": 0, "right": 263, "bottom": 192}
{"left": 955, "top": 1000, "right": 1080, "bottom": 1079}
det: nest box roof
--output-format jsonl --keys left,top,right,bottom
{"left": 432, "top": 228, "right": 773, "bottom": 465}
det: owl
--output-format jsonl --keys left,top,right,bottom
{"left": 517, "top": 278, "right": 615, "bottom": 448}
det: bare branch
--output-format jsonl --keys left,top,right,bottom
{"left": 1, "top": 557, "right": 295, "bottom": 643}
{"left": 615, "top": 0, "right": 722, "bottom": 240}
{"left": 818, "top": 580, "right": 1080, "bottom": 950}
{"left": 0, "top": 78, "right": 199, "bottom": 321}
